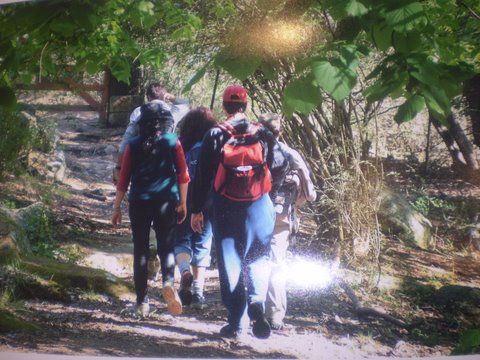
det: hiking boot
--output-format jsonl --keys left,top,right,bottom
{"left": 191, "top": 293, "right": 208, "bottom": 310}
{"left": 162, "top": 283, "right": 182, "bottom": 315}
{"left": 219, "top": 324, "right": 242, "bottom": 339}
{"left": 248, "top": 302, "right": 271, "bottom": 339}
{"left": 178, "top": 271, "right": 193, "bottom": 306}
{"left": 134, "top": 302, "right": 150, "bottom": 318}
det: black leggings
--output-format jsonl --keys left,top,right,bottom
{"left": 129, "top": 199, "right": 177, "bottom": 305}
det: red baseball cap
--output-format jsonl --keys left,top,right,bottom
{"left": 223, "top": 84, "right": 248, "bottom": 103}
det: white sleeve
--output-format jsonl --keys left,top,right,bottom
{"left": 119, "top": 106, "right": 141, "bottom": 153}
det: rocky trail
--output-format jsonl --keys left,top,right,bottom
{"left": 0, "top": 109, "right": 478, "bottom": 360}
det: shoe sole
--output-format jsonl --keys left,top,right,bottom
{"left": 253, "top": 317, "right": 271, "bottom": 339}
{"left": 163, "top": 286, "right": 182, "bottom": 315}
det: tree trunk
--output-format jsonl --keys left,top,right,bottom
{"left": 430, "top": 111, "right": 479, "bottom": 176}
{"left": 464, "top": 74, "right": 480, "bottom": 148}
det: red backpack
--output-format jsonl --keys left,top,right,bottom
{"left": 214, "top": 122, "right": 272, "bottom": 201}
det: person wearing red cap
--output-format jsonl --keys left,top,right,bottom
{"left": 190, "top": 84, "right": 289, "bottom": 339}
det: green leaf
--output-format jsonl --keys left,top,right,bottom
{"left": 394, "top": 95, "right": 425, "bottom": 124}
{"left": 85, "top": 61, "right": 100, "bottom": 75}
{"left": 138, "top": 1, "right": 154, "bottom": 14}
{"left": 311, "top": 60, "right": 357, "bottom": 102}
{"left": 182, "top": 61, "right": 211, "bottom": 93}
{"left": 0, "top": 86, "right": 17, "bottom": 112}
{"left": 215, "top": 52, "right": 261, "bottom": 81}
{"left": 408, "top": 58, "right": 442, "bottom": 88}
{"left": 49, "top": 17, "right": 76, "bottom": 37}
{"left": 282, "top": 75, "right": 322, "bottom": 117}
{"left": 259, "top": 62, "right": 276, "bottom": 80}
{"left": 109, "top": 58, "right": 131, "bottom": 84}
{"left": 371, "top": 23, "right": 393, "bottom": 51}
{"left": 421, "top": 86, "right": 450, "bottom": 123}
{"left": 392, "top": 31, "right": 422, "bottom": 53}
{"left": 451, "top": 329, "right": 480, "bottom": 355}
{"left": 141, "top": 48, "right": 166, "bottom": 69}
{"left": 384, "top": 2, "right": 427, "bottom": 33}
{"left": 345, "top": 0, "right": 368, "bottom": 17}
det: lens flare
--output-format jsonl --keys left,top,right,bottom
{"left": 282, "top": 255, "right": 335, "bottom": 290}
{"left": 225, "top": 18, "right": 321, "bottom": 60}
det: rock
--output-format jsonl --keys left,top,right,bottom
{"left": 28, "top": 149, "right": 66, "bottom": 182}
{"left": 378, "top": 189, "right": 432, "bottom": 249}
{"left": 0, "top": 205, "right": 30, "bottom": 264}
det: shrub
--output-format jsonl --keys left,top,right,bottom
{"left": 0, "top": 110, "right": 32, "bottom": 177}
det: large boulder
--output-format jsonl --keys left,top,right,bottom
{"left": 378, "top": 189, "right": 433, "bottom": 249}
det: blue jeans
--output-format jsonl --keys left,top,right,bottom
{"left": 212, "top": 193, "right": 274, "bottom": 330}
{"left": 175, "top": 199, "right": 213, "bottom": 267}
{"left": 129, "top": 198, "right": 177, "bottom": 305}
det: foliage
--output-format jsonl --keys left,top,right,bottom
{"left": 451, "top": 328, "right": 480, "bottom": 355}
{"left": 0, "top": 110, "right": 33, "bottom": 177}
{"left": 0, "top": 0, "right": 202, "bottom": 110}
{"left": 24, "top": 206, "right": 54, "bottom": 257}
{"left": 412, "top": 194, "right": 452, "bottom": 216}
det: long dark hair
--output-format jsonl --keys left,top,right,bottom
{"left": 139, "top": 102, "right": 174, "bottom": 155}
{"left": 179, "top": 107, "right": 217, "bottom": 152}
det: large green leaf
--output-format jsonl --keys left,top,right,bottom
{"left": 282, "top": 75, "right": 322, "bottom": 117}
{"left": 384, "top": 2, "right": 427, "bottom": 33}
{"left": 421, "top": 86, "right": 450, "bottom": 123}
{"left": 371, "top": 22, "right": 393, "bottom": 51}
{"left": 394, "top": 95, "right": 425, "bottom": 124}
{"left": 392, "top": 31, "right": 422, "bottom": 53}
{"left": 345, "top": 0, "right": 369, "bottom": 17}
{"left": 311, "top": 60, "right": 357, "bottom": 102}
{"left": 140, "top": 48, "right": 166, "bottom": 69}
{"left": 109, "top": 57, "right": 131, "bottom": 84}
{"left": 49, "top": 17, "right": 76, "bottom": 37}
{"left": 214, "top": 52, "right": 261, "bottom": 81}
{"left": 182, "top": 61, "right": 212, "bottom": 93}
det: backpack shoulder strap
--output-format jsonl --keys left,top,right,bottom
{"left": 217, "top": 122, "right": 236, "bottom": 136}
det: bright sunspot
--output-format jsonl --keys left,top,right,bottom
{"left": 283, "top": 255, "right": 336, "bottom": 290}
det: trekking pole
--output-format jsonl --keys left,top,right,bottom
{"left": 210, "top": 68, "right": 220, "bottom": 110}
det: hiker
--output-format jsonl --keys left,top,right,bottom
{"left": 113, "top": 83, "right": 190, "bottom": 184}
{"left": 175, "top": 106, "right": 217, "bottom": 310}
{"left": 111, "top": 101, "right": 189, "bottom": 317}
{"left": 258, "top": 112, "right": 317, "bottom": 331}
{"left": 190, "top": 84, "right": 289, "bottom": 339}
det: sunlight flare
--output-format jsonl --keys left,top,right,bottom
{"left": 283, "top": 255, "right": 336, "bottom": 290}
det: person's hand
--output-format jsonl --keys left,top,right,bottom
{"left": 191, "top": 212, "right": 204, "bottom": 233}
{"left": 163, "top": 93, "right": 176, "bottom": 102}
{"left": 111, "top": 208, "right": 122, "bottom": 227}
{"left": 176, "top": 202, "right": 187, "bottom": 224}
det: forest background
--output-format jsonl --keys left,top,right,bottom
{"left": 1, "top": 0, "right": 480, "bottom": 358}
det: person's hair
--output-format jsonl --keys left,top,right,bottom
{"left": 179, "top": 107, "right": 217, "bottom": 152}
{"left": 139, "top": 103, "right": 174, "bottom": 155}
{"left": 223, "top": 101, "right": 247, "bottom": 115}
{"left": 146, "top": 83, "right": 167, "bottom": 100}
{"left": 258, "top": 113, "right": 282, "bottom": 138}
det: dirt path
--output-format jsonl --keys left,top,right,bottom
{"left": 0, "top": 110, "right": 471, "bottom": 359}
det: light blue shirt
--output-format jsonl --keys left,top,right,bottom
{"left": 119, "top": 98, "right": 190, "bottom": 153}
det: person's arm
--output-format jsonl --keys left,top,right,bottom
{"left": 113, "top": 107, "right": 141, "bottom": 184}
{"left": 165, "top": 94, "right": 190, "bottom": 130}
{"left": 191, "top": 128, "right": 222, "bottom": 233}
{"left": 112, "top": 145, "right": 132, "bottom": 226}
{"left": 191, "top": 128, "right": 222, "bottom": 214}
{"left": 173, "top": 139, "right": 190, "bottom": 224}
